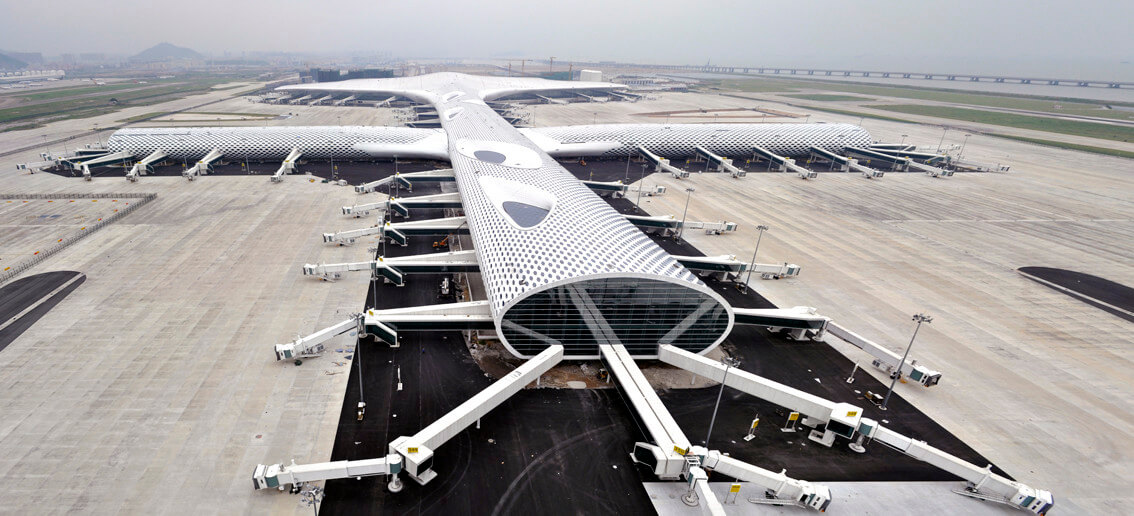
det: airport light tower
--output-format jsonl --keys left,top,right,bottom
{"left": 881, "top": 313, "right": 932, "bottom": 410}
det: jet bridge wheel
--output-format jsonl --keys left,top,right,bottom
{"left": 294, "top": 359, "right": 303, "bottom": 366}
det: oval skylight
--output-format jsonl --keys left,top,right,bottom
{"left": 500, "top": 201, "right": 551, "bottom": 228}
{"left": 478, "top": 176, "right": 557, "bottom": 229}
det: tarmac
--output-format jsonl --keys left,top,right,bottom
{"left": 0, "top": 82, "right": 1128, "bottom": 514}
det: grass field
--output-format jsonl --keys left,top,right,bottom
{"left": 720, "top": 77, "right": 1134, "bottom": 120}
{"left": 783, "top": 94, "right": 873, "bottom": 102}
{"left": 714, "top": 78, "right": 798, "bottom": 93}
{"left": 6, "top": 80, "right": 179, "bottom": 102}
{"left": 0, "top": 79, "right": 245, "bottom": 126}
{"left": 870, "top": 104, "right": 1134, "bottom": 142}
{"left": 987, "top": 133, "right": 1134, "bottom": 159}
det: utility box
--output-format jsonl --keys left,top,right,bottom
{"left": 579, "top": 69, "right": 603, "bottom": 82}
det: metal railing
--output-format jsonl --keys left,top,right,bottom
{"left": 0, "top": 193, "right": 157, "bottom": 286}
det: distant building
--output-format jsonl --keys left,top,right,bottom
{"left": 307, "top": 68, "right": 394, "bottom": 82}
{"left": 578, "top": 69, "right": 603, "bottom": 82}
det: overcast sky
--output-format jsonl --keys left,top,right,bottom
{"left": 4, "top": 0, "right": 1133, "bottom": 77}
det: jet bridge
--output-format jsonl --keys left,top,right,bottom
{"left": 844, "top": 147, "right": 911, "bottom": 171}
{"left": 694, "top": 146, "right": 746, "bottom": 177}
{"left": 637, "top": 146, "right": 690, "bottom": 179}
{"left": 580, "top": 179, "right": 629, "bottom": 197}
{"left": 272, "top": 302, "right": 493, "bottom": 361}
{"left": 333, "top": 95, "right": 357, "bottom": 106}
{"left": 390, "top": 344, "right": 564, "bottom": 485}
{"left": 808, "top": 146, "right": 884, "bottom": 178}
{"left": 870, "top": 147, "right": 949, "bottom": 166}
{"left": 255, "top": 345, "right": 563, "bottom": 493}
{"left": 183, "top": 148, "right": 223, "bottom": 180}
{"left": 308, "top": 95, "right": 333, "bottom": 106}
{"left": 270, "top": 148, "right": 302, "bottom": 183}
{"left": 623, "top": 214, "right": 738, "bottom": 236}
{"left": 751, "top": 146, "right": 817, "bottom": 179}
{"left": 303, "top": 250, "right": 480, "bottom": 285}
{"left": 601, "top": 344, "right": 832, "bottom": 512}
{"left": 355, "top": 169, "right": 456, "bottom": 194}
{"left": 125, "top": 149, "right": 167, "bottom": 182}
{"left": 323, "top": 216, "right": 468, "bottom": 245}
{"left": 658, "top": 345, "right": 1053, "bottom": 514}
{"left": 341, "top": 192, "right": 464, "bottom": 218}
{"left": 907, "top": 160, "right": 954, "bottom": 177}
{"left": 71, "top": 150, "right": 134, "bottom": 180}
{"left": 732, "top": 306, "right": 829, "bottom": 340}
{"left": 289, "top": 95, "right": 312, "bottom": 105}
{"left": 672, "top": 254, "right": 801, "bottom": 281}
{"left": 826, "top": 323, "right": 942, "bottom": 387}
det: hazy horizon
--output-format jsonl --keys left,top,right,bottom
{"left": 3, "top": 0, "right": 1133, "bottom": 80}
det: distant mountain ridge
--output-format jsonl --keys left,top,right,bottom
{"left": 0, "top": 52, "right": 28, "bottom": 70}
{"left": 131, "top": 42, "right": 203, "bottom": 62}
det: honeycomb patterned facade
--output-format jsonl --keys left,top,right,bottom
{"left": 528, "top": 123, "right": 872, "bottom": 158}
{"left": 106, "top": 126, "right": 441, "bottom": 160}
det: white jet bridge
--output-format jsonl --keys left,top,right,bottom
{"left": 751, "top": 146, "right": 818, "bottom": 179}
{"left": 270, "top": 148, "right": 302, "bottom": 183}
{"left": 694, "top": 146, "right": 746, "bottom": 177}
{"left": 601, "top": 344, "right": 833, "bottom": 512}
{"left": 807, "top": 146, "right": 884, "bottom": 178}
{"left": 657, "top": 345, "right": 1053, "bottom": 514}
{"left": 125, "top": 149, "right": 168, "bottom": 182}
{"left": 637, "top": 146, "right": 690, "bottom": 178}
{"left": 183, "top": 148, "right": 223, "bottom": 180}
{"left": 354, "top": 169, "right": 456, "bottom": 194}
{"left": 255, "top": 345, "right": 564, "bottom": 492}
{"left": 323, "top": 215, "right": 469, "bottom": 246}
{"left": 302, "top": 250, "right": 795, "bottom": 286}
{"left": 826, "top": 322, "right": 942, "bottom": 387}
{"left": 272, "top": 302, "right": 495, "bottom": 361}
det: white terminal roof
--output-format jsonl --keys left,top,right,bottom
{"left": 281, "top": 73, "right": 732, "bottom": 350}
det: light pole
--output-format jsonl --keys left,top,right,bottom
{"left": 677, "top": 187, "right": 695, "bottom": 241}
{"left": 705, "top": 356, "right": 740, "bottom": 446}
{"left": 624, "top": 154, "right": 631, "bottom": 180}
{"left": 592, "top": 112, "right": 597, "bottom": 125}
{"left": 881, "top": 313, "right": 932, "bottom": 411}
{"left": 900, "top": 134, "right": 908, "bottom": 145}
{"left": 959, "top": 133, "right": 972, "bottom": 159}
{"left": 635, "top": 163, "right": 647, "bottom": 211}
{"left": 299, "top": 484, "right": 324, "bottom": 516}
{"left": 936, "top": 127, "right": 949, "bottom": 153}
{"left": 741, "top": 225, "right": 769, "bottom": 294}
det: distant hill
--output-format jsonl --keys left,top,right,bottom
{"left": 131, "top": 42, "right": 203, "bottom": 62}
{"left": 0, "top": 53, "right": 28, "bottom": 70}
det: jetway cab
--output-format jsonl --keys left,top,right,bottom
{"left": 805, "top": 402, "right": 861, "bottom": 447}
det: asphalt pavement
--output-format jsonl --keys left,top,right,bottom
{"left": 0, "top": 271, "right": 84, "bottom": 352}
{"left": 315, "top": 172, "right": 1006, "bottom": 514}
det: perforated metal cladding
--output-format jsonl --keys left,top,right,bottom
{"left": 431, "top": 76, "right": 706, "bottom": 321}
{"left": 106, "top": 123, "right": 871, "bottom": 162}
{"left": 106, "top": 126, "right": 441, "bottom": 160}
{"left": 527, "top": 123, "right": 871, "bottom": 158}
